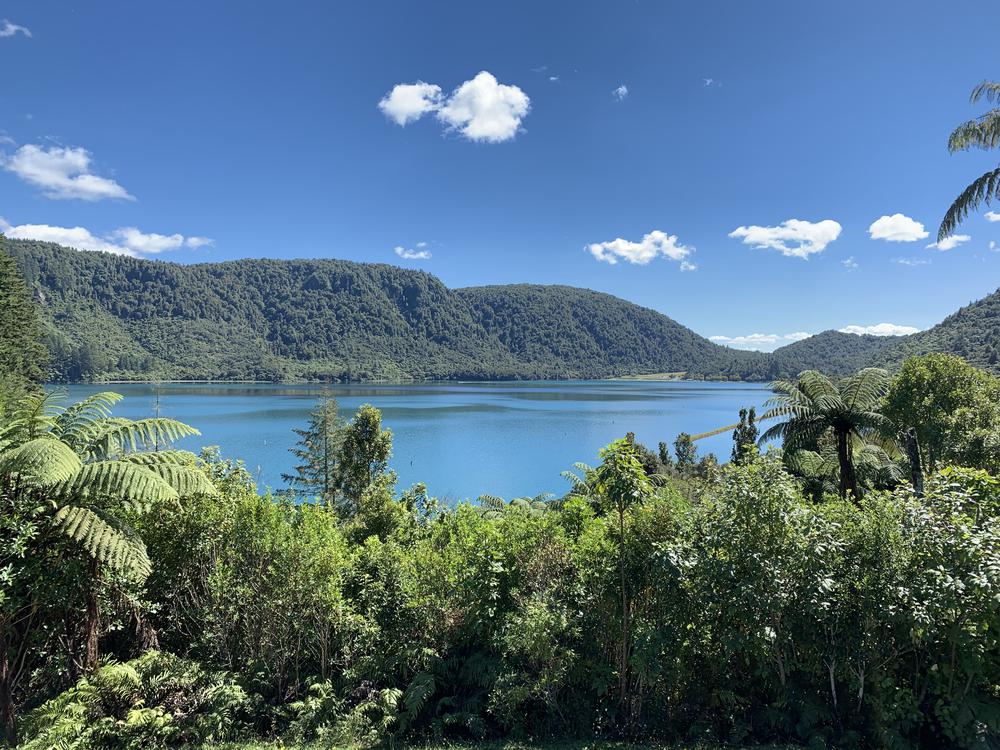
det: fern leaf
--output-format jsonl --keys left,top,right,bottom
{"left": 0, "top": 438, "right": 82, "bottom": 485}
{"left": 52, "top": 505, "right": 152, "bottom": 579}
{"left": 86, "top": 418, "right": 200, "bottom": 459}
{"left": 53, "top": 461, "right": 179, "bottom": 513}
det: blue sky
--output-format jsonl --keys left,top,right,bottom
{"left": 2, "top": 1, "right": 999, "bottom": 350}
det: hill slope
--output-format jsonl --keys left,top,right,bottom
{"left": 8, "top": 238, "right": 999, "bottom": 382}
{"left": 5, "top": 239, "right": 767, "bottom": 382}
{"left": 877, "top": 288, "right": 1000, "bottom": 371}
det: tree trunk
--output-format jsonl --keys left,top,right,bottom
{"left": 905, "top": 428, "right": 924, "bottom": 497}
{"left": 0, "top": 641, "right": 17, "bottom": 746}
{"left": 836, "top": 429, "right": 858, "bottom": 501}
{"left": 84, "top": 558, "right": 101, "bottom": 672}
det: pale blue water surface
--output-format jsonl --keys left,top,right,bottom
{"left": 58, "top": 381, "right": 771, "bottom": 501}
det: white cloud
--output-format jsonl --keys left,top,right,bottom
{"left": 587, "top": 229, "right": 693, "bottom": 267}
{"left": 377, "top": 82, "right": 443, "bottom": 126}
{"left": 679, "top": 260, "right": 698, "bottom": 272}
{"left": 841, "top": 256, "right": 858, "bottom": 270}
{"left": 868, "top": 213, "right": 928, "bottom": 242}
{"left": 0, "top": 20, "right": 31, "bottom": 38}
{"left": 1, "top": 218, "right": 210, "bottom": 256}
{"left": 985, "top": 211, "right": 1000, "bottom": 222}
{"left": 709, "top": 331, "right": 813, "bottom": 352}
{"left": 436, "top": 72, "right": 530, "bottom": 142}
{"left": 549, "top": 75, "right": 559, "bottom": 83}
{"left": 379, "top": 72, "right": 530, "bottom": 143}
{"left": 926, "top": 234, "right": 970, "bottom": 251}
{"left": 2, "top": 144, "right": 134, "bottom": 201}
{"left": 612, "top": 84, "right": 629, "bottom": 101}
{"left": 839, "top": 323, "right": 920, "bottom": 337}
{"left": 895, "top": 257, "right": 929, "bottom": 266}
{"left": 394, "top": 244, "right": 431, "bottom": 260}
{"left": 728, "top": 218, "right": 841, "bottom": 259}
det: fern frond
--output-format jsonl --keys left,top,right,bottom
{"left": 970, "top": 81, "right": 1000, "bottom": 104}
{"left": 53, "top": 461, "right": 179, "bottom": 513}
{"left": 0, "top": 438, "right": 82, "bottom": 485}
{"left": 52, "top": 505, "right": 152, "bottom": 579}
{"left": 0, "top": 392, "right": 58, "bottom": 448}
{"left": 938, "top": 165, "right": 1000, "bottom": 240}
{"left": 144, "top": 464, "right": 216, "bottom": 497}
{"left": 54, "top": 392, "right": 124, "bottom": 447}
{"left": 948, "top": 110, "right": 1000, "bottom": 152}
{"left": 85, "top": 418, "right": 200, "bottom": 459}
{"left": 121, "top": 450, "right": 200, "bottom": 466}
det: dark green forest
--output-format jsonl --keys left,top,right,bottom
{"left": 7, "top": 237, "right": 997, "bottom": 384}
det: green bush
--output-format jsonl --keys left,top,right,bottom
{"left": 19, "top": 652, "right": 260, "bottom": 749}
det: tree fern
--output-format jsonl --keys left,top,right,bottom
{"left": 52, "top": 505, "right": 152, "bottom": 580}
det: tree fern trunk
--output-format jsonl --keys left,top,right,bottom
{"left": 0, "top": 638, "right": 16, "bottom": 746}
{"left": 905, "top": 428, "right": 924, "bottom": 497}
{"left": 836, "top": 429, "right": 858, "bottom": 501}
{"left": 84, "top": 558, "right": 101, "bottom": 671}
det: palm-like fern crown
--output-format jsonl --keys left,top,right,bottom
{"left": 759, "top": 369, "right": 893, "bottom": 451}
{"left": 940, "top": 81, "right": 1000, "bottom": 240}
{"left": 0, "top": 392, "right": 215, "bottom": 580}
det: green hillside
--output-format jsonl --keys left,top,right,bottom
{"left": 7, "top": 237, "right": 999, "bottom": 383}
{"left": 4, "top": 238, "right": 768, "bottom": 382}
{"left": 877, "top": 288, "right": 1000, "bottom": 371}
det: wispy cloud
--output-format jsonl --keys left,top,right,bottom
{"left": 394, "top": 243, "right": 431, "bottom": 260}
{"left": 0, "top": 19, "right": 31, "bottom": 38}
{"left": 2, "top": 144, "right": 134, "bottom": 201}
{"left": 868, "top": 213, "right": 928, "bottom": 242}
{"left": 612, "top": 84, "right": 629, "bottom": 101}
{"left": 0, "top": 218, "right": 210, "bottom": 256}
{"left": 926, "top": 234, "right": 970, "bottom": 251}
{"left": 588, "top": 229, "right": 693, "bottom": 268}
{"left": 709, "top": 331, "right": 811, "bottom": 352}
{"left": 839, "top": 323, "right": 919, "bottom": 336}
{"left": 985, "top": 211, "right": 1000, "bottom": 222}
{"left": 729, "top": 218, "right": 841, "bottom": 259}
{"left": 841, "top": 256, "right": 858, "bottom": 270}
{"left": 894, "top": 257, "right": 929, "bottom": 266}
{"left": 379, "top": 71, "right": 530, "bottom": 143}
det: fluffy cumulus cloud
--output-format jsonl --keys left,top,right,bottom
{"left": 926, "top": 234, "right": 971, "bottom": 251}
{"left": 587, "top": 230, "right": 694, "bottom": 267}
{"left": 839, "top": 323, "right": 920, "bottom": 337}
{"left": 394, "top": 243, "right": 431, "bottom": 260}
{"left": 0, "top": 218, "right": 210, "bottom": 256}
{"left": 612, "top": 84, "right": 629, "bottom": 101}
{"left": 377, "top": 82, "right": 442, "bottom": 125}
{"left": 728, "top": 218, "right": 841, "bottom": 259}
{"left": 0, "top": 19, "right": 30, "bottom": 38}
{"left": 709, "top": 331, "right": 812, "bottom": 352}
{"left": 868, "top": 213, "right": 928, "bottom": 242}
{"left": 2, "top": 144, "right": 134, "bottom": 201}
{"left": 379, "top": 71, "right": 530, "bottom": 143}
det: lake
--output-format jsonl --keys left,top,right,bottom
{"left": 59, "top": 381, "right": 772, "bottom": 501}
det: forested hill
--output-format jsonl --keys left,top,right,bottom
{"left": 6, "top": 238, "right": 998, "bottom": 382}
{"left": 5, "top": 238, "right": 770, "bottom": 382}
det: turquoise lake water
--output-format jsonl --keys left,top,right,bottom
{"left": 60, "top": 381, "right": 771, "bottom": 501}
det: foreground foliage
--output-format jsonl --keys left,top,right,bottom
{"left": 5, "top": 356, "right": 1000, "bottom": 749}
